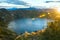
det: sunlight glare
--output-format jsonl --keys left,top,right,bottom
{"left": 57, "top": 8, "right": 60, "bottom": 12}
{"left": 55, "top": 7, "right": 60, "bottom": 13}
{"left": 39, "top": 14, "right": 46, "bottom": 18}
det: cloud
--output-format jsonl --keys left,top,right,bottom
{"left": 0, "top": 0, "right": 30, "bottom": 8}
{"left": 0, "top": 0, "right": 60, "bottom": 9}
{"left": 0, "top": 0, "right": 28, "bottom": 5}
{"left": 21, "top": 0, "right": 60, "bottom": 8}
{"left": 0, "top": 2, "right": 30, "bottom": 9}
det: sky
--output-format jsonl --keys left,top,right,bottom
{"left": 0, "top": 0, "right": 60, "bottom": 9}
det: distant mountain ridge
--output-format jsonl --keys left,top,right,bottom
{"left": 7, "top": 7, "right": 39, "bottom": 10}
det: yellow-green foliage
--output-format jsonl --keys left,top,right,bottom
{"left": 0, "top": 27, "right": 17, "bottom": 40}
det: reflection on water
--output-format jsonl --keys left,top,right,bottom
{"left": 8, "top": 18, "right": 47, "bottom": 34}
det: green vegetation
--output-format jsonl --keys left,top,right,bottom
{"left": 0, "top": 8, "right": 60, "bottom": 40}
{"left": 0, "top": 27, "right": 17, "bottom": 40}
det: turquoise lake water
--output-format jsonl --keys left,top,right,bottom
{"left": 8, "top": 18, "right": 47, "bottom": 34}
